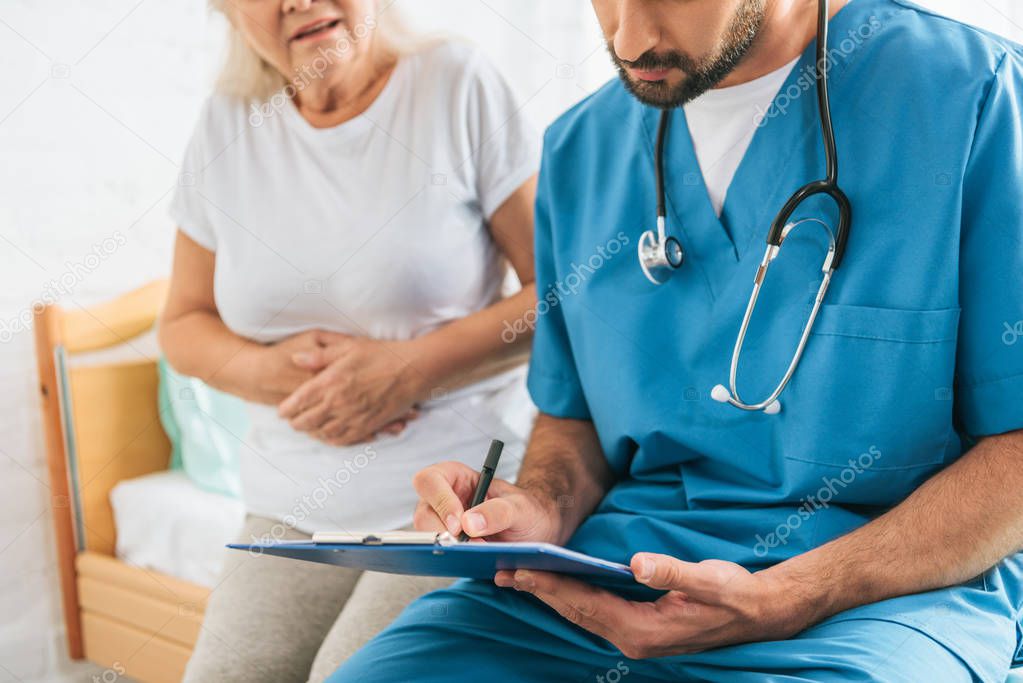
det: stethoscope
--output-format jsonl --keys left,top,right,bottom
{"left": 638, "top": 0, "right": 852, "bottom": 415}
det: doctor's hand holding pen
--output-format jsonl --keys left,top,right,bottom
{"left": 412, "top": 459, "right": 564, "bottom": 545}
{"left": 412, "top": 414, "right": 600, "bottom": 547}
{"left": 411, "top": 413, "right": 820, "bottom": 657}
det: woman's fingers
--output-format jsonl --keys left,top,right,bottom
{"left": 314, "top": 330, "right": 353, "bottom": 346}
{"left": 288, "top": 399, "right": 331, "bottom": 431}
{"left": 376, "top": 409, "right": 420, "bottom": 435}
{"left": 379, "top": 420, "right": 408, "bottom": 435}
{"left": 291, "top": 348, "right": 328, "bottom": 370}
{"left": 292, "top": 340, "right": 348, "bottom": 370}
{"left": 326, "top": 432, "right": 359, "bottom": 447}
{"left": 317, "top": 416, "right": 349, "bottom": 439}
{"left": 278, "top": 381, "right": 318, "bottom": 417}
{"left": 310, "top": 418, "right": 368, "bottom": 444}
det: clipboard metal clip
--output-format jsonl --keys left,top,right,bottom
{"left": 357, "top": 531, "right": 456, "bottom": 547}
{"left": 432, "top": 531, "right": 456, "bottom": 555}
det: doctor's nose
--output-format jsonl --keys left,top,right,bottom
{"left": 612, "top": 0, "right": 661, "bottom": 63}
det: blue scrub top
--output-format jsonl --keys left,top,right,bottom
{"left": 528, "top": 0, "right": 1023, "bottom": 671}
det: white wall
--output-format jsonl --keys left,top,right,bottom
{"left": 0, "top": 4, "right": 221, "bottom": 679}
{"left": 924, "top": 0, "right": 1023, "bottom": 40}
{"left": 0, "top": 1, "right": 1019, "bottom": 681}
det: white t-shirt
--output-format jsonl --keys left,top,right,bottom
{"left": 170, "top": 41, "right": 539, "bottom": 533}
{"left": 683, "top": 58, "right": 798, "bottom": 216}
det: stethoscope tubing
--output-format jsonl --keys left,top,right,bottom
{"left": 638, "top": 0, "right": 853, "bottom": 414}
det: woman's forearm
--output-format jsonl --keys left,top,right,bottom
{"left": 158, "top": 309, "right": 268, "bottom": 403}
{"left": 400, "top": 283, "right": 538, "bottom": 399}
{"left": 160, "top": 280, "right": 538, "bottom": 408}
{"left": 160, "top": 230, "right": 284, "bottom": 404}
{"left": 395, "top": 177, "right": 542, "bottom": 400}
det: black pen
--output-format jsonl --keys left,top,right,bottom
{"left": 458, "top": 439, "right": 504, "bottom": 542}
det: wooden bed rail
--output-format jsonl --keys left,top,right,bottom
{"left": 33, "top": 279, "right": 170, "bottom": 659}
{"left": 34, "top": 304, "right": 83, "bottom": 659}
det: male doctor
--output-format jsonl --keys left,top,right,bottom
{"left": 330, "top": 0, "right": 1023, "bottom": 679}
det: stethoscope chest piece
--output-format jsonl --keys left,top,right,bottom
{"left": 638, "top": 217, "right": 684, "bottom": 285}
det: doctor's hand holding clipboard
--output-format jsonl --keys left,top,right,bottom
{"left": 410, "top": 415, "right": 791, "bottom": 658}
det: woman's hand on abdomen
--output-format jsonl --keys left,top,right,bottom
{"left": 277, "top": 334, "right": 424, "bottom": 446}
{"left": 243, "top": 330, "right": 333, "bottom": 405}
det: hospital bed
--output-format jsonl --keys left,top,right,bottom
{"left": 34, "top": 280, "right": 211, "bottom": 683}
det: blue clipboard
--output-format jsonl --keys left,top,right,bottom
{"left": 228, "top": 539, "right": 635, "bottom": 583}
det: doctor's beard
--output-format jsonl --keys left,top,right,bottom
{"left": 608, "top": 0, "right": 765, "bottom": 109}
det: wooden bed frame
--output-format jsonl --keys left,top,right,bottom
{"left": 34, "top": 280, "right": 209, "bottom": 683}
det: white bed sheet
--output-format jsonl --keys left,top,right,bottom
{"left": 110, "top": 470, "right": 245, "bottom": 588}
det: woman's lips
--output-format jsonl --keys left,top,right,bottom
{"left": 290, "top": 18, "right": 343, "bottom": 44}
{"left": 630, "top": 67, "right": 673, "bottom": 82}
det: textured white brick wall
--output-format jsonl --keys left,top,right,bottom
{"left": 0, "top": 1, "right": 1017, "bottom": 681}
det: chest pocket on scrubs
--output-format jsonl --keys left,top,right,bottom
{"left": 780, "top": 304, "right": 960, "bottom": 472}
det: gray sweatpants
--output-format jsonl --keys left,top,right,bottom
{"left": 183, "top": 515, "right": 453, "bottom": 683}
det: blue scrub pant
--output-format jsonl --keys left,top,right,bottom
{"left": 326, "top": 579, "right": 1010, "bottom": 682}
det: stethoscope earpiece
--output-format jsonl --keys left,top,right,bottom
{"left": 710, "top": 384, "right": 731, "bottom": 403}
{"left": 711, "top": 384, "right": 782, "bottom": 414}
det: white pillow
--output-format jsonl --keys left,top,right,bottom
{"left": 110, "top": 470, "right": 245, "bottom": 587}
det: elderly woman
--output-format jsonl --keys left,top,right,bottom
{"left": 158, "top": 1, "right": 539, "bottom": 681}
